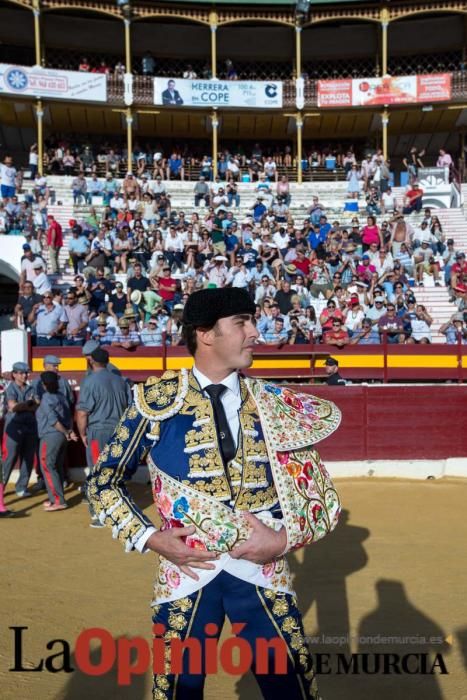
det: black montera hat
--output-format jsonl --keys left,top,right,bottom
{"left": 182, "top": 288, "right": 255, "bottom": 328}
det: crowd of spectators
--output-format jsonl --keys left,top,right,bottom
{"left": 0, "top": 144, "right": 467, "bottom": 348}
{"left": 2, "top": 147, "right": 465, "bottom": 348}
{"left": 32, "top": 139, "right": 402, "bottom": 180}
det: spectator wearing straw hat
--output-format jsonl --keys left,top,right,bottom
{"left": 92, "top": 313, "right": 115, "bottom": 345}
{"left": 111, "top": 318, "right": 140, "bottom": 349}
{"left": 439, "top": 313, "right": 467, "bottom": 344}
{"left": 140, "top": 317, "right": 164, "bottom": 347}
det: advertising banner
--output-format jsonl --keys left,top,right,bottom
{"left": 0, "top": 64, "right": 107, "bottom": 102}
{"left": 318, "top": 74, "right": 451, "bottom": 108}
{"left": 154, "top": 77, "right": 282, "bottom": 109}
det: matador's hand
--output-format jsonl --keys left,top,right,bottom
{"left": 229, "top": 512, "right": 287, "bottom": 564}
{"left": 145, "top": 526, "right": 220, "bottom": 581}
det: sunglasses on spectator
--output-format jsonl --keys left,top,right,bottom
{"left": 162, "top": 268, "right": 170, "bottom": 272}
{"left": 43, "top": 295, "right": 53, "bottom": 299}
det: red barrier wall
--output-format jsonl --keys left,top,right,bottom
{"left": 303, "top": 385, "right": 467, "bottom": 461}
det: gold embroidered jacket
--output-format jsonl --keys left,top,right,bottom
{"left": 87, "top": 369, "right": 341, "bottom": 603}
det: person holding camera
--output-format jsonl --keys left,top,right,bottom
{"left": 406, "top": 305, "right": 433, "bottom": 344}
{"left": 288, "top": 313, "right": 311, "bottom": 345}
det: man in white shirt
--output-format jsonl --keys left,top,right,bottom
{"left": 204, "top": 255, "right": 229, "bottom": 287}
{"left": 32, "top": 260, "right": 52, "bottom": 295}
{"left": 21, "top": 247, "right": 46, "bottom": 284}
{"left": 263, "top": 156, "right": 278, "bottom": 182}
{"left": 88, "top": 287, "right": 341, "bottom": 699}
{"left": 164, "top": 226, "right": 185, "bottom": 270}
{"left": 109, "top": 193, "right": 125, "bottom": 213}
{"left": 0, "top": 155, "right": 17, "bottom": 199}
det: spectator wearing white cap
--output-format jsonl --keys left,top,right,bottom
{"left": 366, "top": 296, "right": 387, "bottom": 326}
{"left": 205, "top": 255, "right": 229, "bottom": 288}
{"left": 32, "top": 259, "right": 52, "bottom": 296}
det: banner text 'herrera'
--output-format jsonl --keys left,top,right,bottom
{"left": 154, "top": 77, "right": 282, "bottom": 109}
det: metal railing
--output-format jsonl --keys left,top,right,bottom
{"left": 106, "top": 71, "right": 467, "bottom": 109}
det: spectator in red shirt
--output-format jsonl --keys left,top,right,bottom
{"left": 403, "top": 183, "right": 424, "bottom": 214}
{"left": 46, "top": 215, "right": 63, "bottom": 275}
{"left": 450, "top": 252, "right": 467, "bottom": 290}
{"left": 323, "top": 318, "right": 350, "bottom": 347}
{"left": 292, "top": 248, "right": 311, "bottom": 278}
{"left": 78, "top": 57, "right": 90, "bottom": 72}
{"left": 320, "top": 300, "right": 345, "bottom": 334}
{"left": 153, "top": 265, "right": 177, "bottom": 311}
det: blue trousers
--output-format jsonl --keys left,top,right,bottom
{"left": 152, "top": 571, "right": 318, "bottom": 699}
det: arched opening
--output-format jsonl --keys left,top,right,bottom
{"left": 0, "top": 1, "right": 35, "bottom": 65}
{"left": 0, "top": 260, "right": 20, "bottom": 332}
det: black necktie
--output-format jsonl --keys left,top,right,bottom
{"left": 205, "top": 384, "right": 236, "bottom": 464}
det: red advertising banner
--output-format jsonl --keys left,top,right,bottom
{"left": 317, "top": 73, "right": 452, "bottom": 108}
{"left": 317, "top": 79, "right": 352, "bottom": 108}
{"left": 417, "top": 73, "right": 452, "bottom": 102}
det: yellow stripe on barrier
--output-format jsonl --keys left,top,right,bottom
{"left": 387, "top": 355, "right": 458, "bottom": 368}
{"left": 32, "top": 358, "right": 87, "bottom": 372}
{"left": 315, "top": 356, "right": 384, "bottom": 368}
{"left": 251, "top": 359, "right": 310, "bottom": 369}
{"left": 109, "top": 357, "right": 164, "bottom": 371}
{"left": 166, "top": 357, "right": 195, "bottom": 370}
